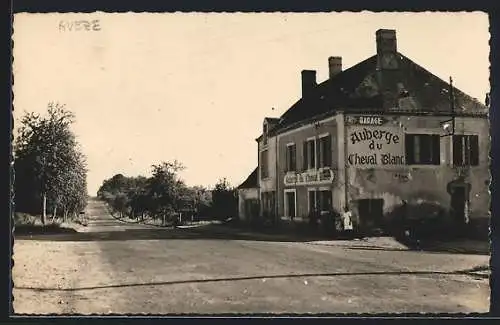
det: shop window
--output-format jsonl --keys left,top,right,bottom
{"left": 308, "top": 189, "right": 332, "bottom": 214}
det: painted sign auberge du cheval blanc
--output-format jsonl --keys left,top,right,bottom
{"left": 284, "top": 168, "right": 335, "bottom": 186}
{"left": 347, "top": 115, "right": 405, "bottom": 167}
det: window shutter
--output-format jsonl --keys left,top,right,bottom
{"left": 420, "top": 135, "right": 430, "bottom": 164}
{"left": 405, "top": 135, "right": 414, "bottom": 165}
{"left": 285, "top": 146, "right": 289, "bottom": 172}
{"left": 303, "top": 141, "right": 308, "bottom": 171}
{"left": 470, "top": 135, "right": 479, "bottom": 166}
{"left": 292, "top": 145, "right": 297, "bottom": 171}
{"left": 317, "top": 139, "right": 323, "bottom": 169}
{"left": 326, "top": 135, "right": 332, "bottom": 167}
{"left": 464, "top": 136, "right": 471, "bottom": 166}
{"left": 315, "top": 139, "right": 321, "bottom": 169}
{"left": 310, "top": 140, "right": 316, "bottom": 169}
{"left": 431, "top": 135, "right": 440, "bottom": 165}
{"left": 260, "top": 151, "right": 263, "bottom": 179}
{"left": 452, "top": 135, "right": 463, "bottom": 166}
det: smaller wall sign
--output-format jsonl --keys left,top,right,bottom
{"left": 284, "top": 168, "right": 335, "bottom": 186}
{"left": 393, "top": 170, "right": 412, "bottom": 182}
{"left": 347, "top": 115, "right": 388, "bottom": 126}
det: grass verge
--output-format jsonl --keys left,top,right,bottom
{"left": 13, "top": 212, "right": 81, "bottom": 235}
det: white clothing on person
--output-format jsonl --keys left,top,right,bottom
{"left": 342, "top": 211, "right": 353, "bottom": 231}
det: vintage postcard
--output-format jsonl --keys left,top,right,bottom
{"left": 11, "top": 12, "right": 491, "bottom": 315}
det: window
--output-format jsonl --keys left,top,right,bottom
{"left": 405, "top": 134, "right": 440, "bottom": 165}
{"left": 308, "top": 189, "right": 332, "bottom": 214}
{"left": 260, "top": 150, "right": 269, "bottom": 179}
{"left": 318, "top": 135, "right": 332, "bottom": 168}
{"left": 453, "top": 135, "right": 479, "bottom": 166}
{"left": 286, "top": 144, "right": 297, "bottom": 172}
{"left": 303, "top": 138, "right": 316, "bottom": 170}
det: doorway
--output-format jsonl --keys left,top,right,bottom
{"left": 245, "top": 199, "right": 260, "bottom": 221}
{"left": 284, "top": 190, "right": 296, "bottom": 220}
{"left": 447, "top": 178, "right": 471, "bottom": 227}
{"left": 450, "top": 186, "right": 467, "bottom": 224}
{"left": 357, "top": 198, "right": 384, "bottom": 229}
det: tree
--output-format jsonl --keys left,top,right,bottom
{"left": 14, "top": 103, "right": 88, "bottom": 224}
{"left": 190, "top": 185, "right": 212, "bottom": 219}
{"left": 211, "top": 178, "right": 238, "bottom": 221}
{"left": 146, "top": 161, "right": 186, "bottom": 223}
{"left": 97, "top": 160, "right": 193, "bottom": 224}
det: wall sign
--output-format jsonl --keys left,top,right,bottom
{"left": 346, "top": 115, "right": 388, "bottom": 126}
{"left": 284, "top": 168, "right": 335, "bottom": 186}
{"left": 347, "top": 125, "right": 405, "bottom": 168}
{"left": 393, "top": 171, "right": 412, "bottom": 182}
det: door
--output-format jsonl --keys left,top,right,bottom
{"left": 308, "top": 191, "right": 317, "bottom": 216}
{"left": 357, "top": 199, "right": 384, "bottom": 229}
{"left": 450, "top": 186, "right": 466, "bottom": 224}
{"left": 285, "top": 191, "right": 296, "bottom": 219}
{"left": 245, "top": 199, "right": 259, "bottom": 221}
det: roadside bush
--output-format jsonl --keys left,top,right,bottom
{"left": 13, "top": 212, "right": 37, "bottom": 226}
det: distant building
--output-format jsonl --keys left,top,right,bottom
{"left": 237, "top": 168, "right": 259, "bottom": 222}
{"left": 253, "top": 29, "right": 489, "bottom": 236}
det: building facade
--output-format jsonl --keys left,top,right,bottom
{"left": 253, "top": 29, "right": 489, "bottom": 236}
{"left": 237, "top": 168, "right": 259, "bottom": 222}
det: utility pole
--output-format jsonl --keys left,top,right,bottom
{"left": 440, "top": 76, "right": 456, "bottom": 138}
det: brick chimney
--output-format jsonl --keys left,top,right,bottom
{"left": 328, "top": 56, "right": 342, "bottom": 79}
{"left": 376, "top": 29, "right": 398, "bottom": 70}
{"left": 301, "top": 70, "right": 317, "bottom": 98}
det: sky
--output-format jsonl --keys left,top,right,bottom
{"left": 13, "top": 12, "right": 490, "bottom": 196}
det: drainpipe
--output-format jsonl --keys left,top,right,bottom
{"left": 343, "top": 112, "right": 349, "bottom": 209}
{"left": 275, "top": 134, "right": 279, "bottom": 226}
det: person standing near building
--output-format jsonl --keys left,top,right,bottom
{"left": 342, "top": 206, "right": 354, "bottom": 238}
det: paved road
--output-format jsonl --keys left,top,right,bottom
{"left": 13, "top": 199, "right": 490, "bottom": 314}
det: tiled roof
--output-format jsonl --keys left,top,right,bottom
{"left": 268, "top": 53, "right": 487, "bottom": 136}
{"left": 237, "top": 167, "right": 258, "bottom": 189}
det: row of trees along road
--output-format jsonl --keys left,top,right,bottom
{"left": 97, "top": 162, "right": 238, "bottom": 224}
{"left": 14, "top": 103, "right": 88, "bottom": 225}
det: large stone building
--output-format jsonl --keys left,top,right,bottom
{"left": 241, "top": 29, "right": 489, "bottom": 236}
